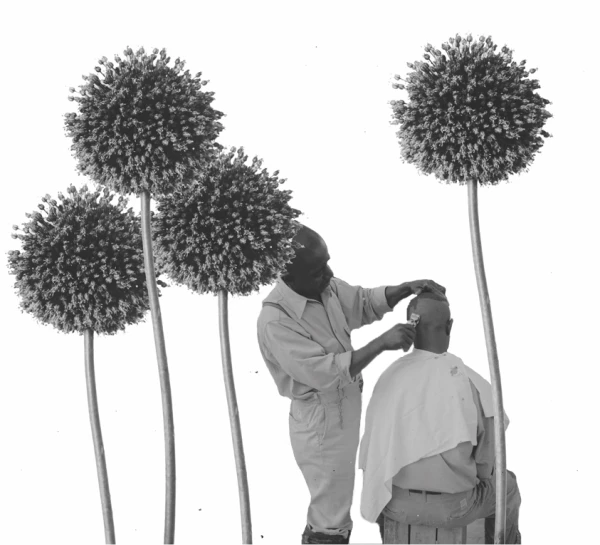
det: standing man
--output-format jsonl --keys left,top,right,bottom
{"left": 256, "top": 224, "right": 445, "bottom": 544}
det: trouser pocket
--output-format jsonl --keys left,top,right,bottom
{"left": 290, "top": 399, "right": 328, "bottom": 447}
{"left": 445, "top": 496, "right": 477, "bottom": 522}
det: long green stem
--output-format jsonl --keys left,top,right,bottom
{"left": 141, "top": 191, "right": 176, "bottom": 544}
{"left": 218, "top": 289, "right": 253, "bottom": 544}
{"left": 467, "top": 180, "right": 507, "bottom": 544}
{"left": 84, "top": 329, "right": 116, "bottom": 544}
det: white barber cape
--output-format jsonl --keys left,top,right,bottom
{"left": 358, "top": 349, "right": 509, "bottom": 523}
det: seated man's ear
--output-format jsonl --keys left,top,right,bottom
{"left": 446, "top": 318, "right": 454, "bottom": 336}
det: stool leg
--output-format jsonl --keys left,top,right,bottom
{"left": 410, "top": 525, "right": 437, "bottom": 544}
{"left": 437, "top": 526, "right": 467, "bottom": 544}
{"left": 383, "top": 517, "right": 409, "bottom": 543}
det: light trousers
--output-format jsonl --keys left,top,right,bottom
{"left": 289, "top": 380, "right": 362, "bottom": 540}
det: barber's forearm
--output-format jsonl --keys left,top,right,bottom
{"left": 349, "top": 337, "right": 387, "bottom": 379}
{"left": 385, "top": 283, "right": 412, "bottom": 309}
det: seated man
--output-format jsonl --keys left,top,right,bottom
{"left": 358, "top": 292, "right": 521, "bottom": 544}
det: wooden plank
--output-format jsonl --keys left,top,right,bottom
{"left": 411, "top": 524, "right": 437, "bottom": 544}
{"left": 382, "top": 516, "right": 478, "bottom": 544}
{"left": 437, "top": 526, "right": 467, "bottom": 544}
{"left": 383, "top": 518, "right": 409, "bottom": 543}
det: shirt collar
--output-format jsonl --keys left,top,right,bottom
{"left": 274, "top": 278, "right": 310, "bottom": 320}
{"left": 273, "top": 277, "right": 331, "bottom": 320}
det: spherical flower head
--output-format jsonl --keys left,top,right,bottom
{"left": 7, "top": 185, "right": 159, "bottom": 335}
{"left": 391, "top": 34, "right": 552, "bottom": 185}
{"left": 153, "top": 147, "right": 302, "bottom": 296}
{"left": 65, "top": 47, "right": 225, "bottom": 197}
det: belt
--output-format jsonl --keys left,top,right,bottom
{"left": 408, "top": 489, "right": 442, "bottom": 495}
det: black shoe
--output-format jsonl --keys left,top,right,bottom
{"left": 301, "top": 525, "right": 351, "bottom": 544}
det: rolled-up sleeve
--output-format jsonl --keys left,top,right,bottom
{"left": 331, "top": 277, "right": 392, "bottom": 331}
{"left": 264, "top": 320, "right": 354, "bottom": 392}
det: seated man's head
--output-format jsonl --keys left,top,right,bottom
{"left": 282, "top": 224, "right": 334, "bottom": 299}
{"left": 407, "top": 291, "right": 453, "bottom": 353}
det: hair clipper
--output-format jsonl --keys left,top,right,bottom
{"left": 409, "top": 313, "right": 420, "bottom": 327}
{"left": 400, "top": 313, "right": 420, "bottom": 352}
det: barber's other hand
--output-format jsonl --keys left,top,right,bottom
{"left": 408, "top": 279, "right": 446, "bottom": 298}
{"left": 381, "top": 323, "right": 416, "bottom": 352}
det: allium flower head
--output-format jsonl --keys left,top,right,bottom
{"left": 65, "top": 47, "right": 224, "bottom": 196}
{"left": 8, "top": 185, "right": 157, "bottom": 334}
{"left": 391, "top": 34, "right": 552, "bottom": 185}
{"left": 153, "top": 147, "right": 301, "bottom": 296}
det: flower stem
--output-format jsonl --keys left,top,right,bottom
{"left": 84, "top": 329, "right": 116, "bottom": 544}
{"left": 141, "top": 191, "right": 176, "bottom": 544}
{"left": 467, "top": 179, "right": 507, "bottom": 544}
{"left": 218, "top": 289, "right": 253, "bottom": 544}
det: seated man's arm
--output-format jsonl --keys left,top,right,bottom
{"left": 469, "top": 380, "right": 495, "bottom": 481}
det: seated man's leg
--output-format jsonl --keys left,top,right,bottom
{"left": 442, "top": 469, "right": 521, "bottom": 543}
{"left": 483, "top": 470, "right": 521, "bottom": 544}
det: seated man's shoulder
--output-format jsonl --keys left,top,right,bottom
{"left": 383, "top": 353, "right": 423, "bottom": 377}
{"left": 371, "top": 355, "right": 429, "bottom": 398}
{"left": 460, "top": 361, "right": 492, "bottom": 389}
{"left": 445, "top": 352, "right": 490, "bottom": 381}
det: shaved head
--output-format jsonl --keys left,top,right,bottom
{"left": 407, "top": 291, "right": 452, "bottom": 339}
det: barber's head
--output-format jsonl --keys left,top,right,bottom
{"left": 282, "top": 224, "right": 334, "bottom": 299}
{"left": 407, "top": 291, "right": 453, "bottom": 351}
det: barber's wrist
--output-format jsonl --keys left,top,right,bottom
{"left": 373, "top": 335, "right": 388, "bottom": 353}
{"left": 385, "top": 283, "right": 413, "bottom": 308}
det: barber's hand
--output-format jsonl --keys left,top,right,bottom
{"left": 380, "top": 323, "right": 416, "bottom": 352}
{"left": 408, "top": 279, "right": 447, "bottom": 299}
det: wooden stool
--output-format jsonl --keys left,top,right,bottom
{"left": 383, "top": 516, "right": 467, "bottom": 544}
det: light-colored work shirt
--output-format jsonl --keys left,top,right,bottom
{"left": 359, "top": 349, "right": 509, "bottom": 522}
{"left": 257, "top": 277, "right": 392, "bottom": 400}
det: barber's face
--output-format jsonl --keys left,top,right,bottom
{"left": 289, "top": 244, "right": 334, "bottom": 299}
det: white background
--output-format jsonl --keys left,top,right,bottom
{"left": 1, "top": 1, "right": 598, "bottom": 543}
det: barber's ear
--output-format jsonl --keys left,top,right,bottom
{"left": 446, "top": 318, "right": 454, "bottom": 335}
